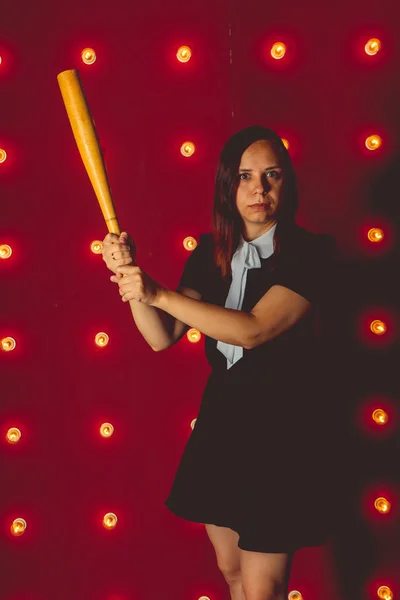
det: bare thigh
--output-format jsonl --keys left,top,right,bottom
{"left": 240, "top": 549, "right": 294, "bottom": 599}
{"left": 205, "top": 524, "right": 241, "bottom": 581}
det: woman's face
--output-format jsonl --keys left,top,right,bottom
{"left": 236, "top": 139, "right": 284, "bottom": 241}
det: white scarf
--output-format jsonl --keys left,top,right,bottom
{"left": 217, "top": 223, "right": 277, "bottom": 369}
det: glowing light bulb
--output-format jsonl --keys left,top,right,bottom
{"left": 374, "top": 497, "right": 391, "bottom": 514}
{"left": 367, "top": 228, "right": 384, "bottom": 243}
{"left": 378, "top": 586, "right": 393, "bottom": 600}
{"left": 6, "top": 428, "right": 22, "bottom": 444}
{"left": 187, "top": 328, "right": 201, "bottom": 343}
{"left": 0, "top": 244, "right": 12, "bottom": 259}
{"left": 190, "top": 418, "right": 197, "bottom": 430}
{"left": 365, "top": 38, "right": 381, "bottom": 56}
{"left": 372, "top": 409, "right": 388, "bottom": 425}
{"left": 100, "top": 422, "right": 114, "bottom": 437}
{"left": 180, "top": 141, "right": 195, "bottom": 157}
{"left": 370, "top": 320, "right": 386, "bottom": 335}
{"left": 91, "top": 240, "right": 103, "bottom": 254}
{"left": 103, "top": 512, "right": 118, "bottom": 529}
{"left": 365, "top": 135, "right": 382, "bottom": 151}
{"left": 95, "top": 332, "right": 109, "bottom": 347}
{"left": 177, "top": 46, "right": 192, "bottom": 63}
{"left": 271, "top": 42, "right": 286, "bottom": 60}
{"left": 183, "top": 236, "right": 197, "bottom": 251}
{"left": 1, "top": 337, "right": 16, "bottom": 352}
{"left": 288, "top": 592, "right": 303, "bottom": 600}
{"left": 0, "top": 148, "right": 7, "bottom": 163}
{"left": 11, "top": 518, "right": 27, "bottom": 536}
{"left": 82, "top": 47, "right": 96, "bottom": 65}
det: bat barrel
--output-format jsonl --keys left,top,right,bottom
{"left": 57, "top": 69, "right": 121, "bottom": 235}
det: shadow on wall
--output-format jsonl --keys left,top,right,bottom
{"left": 319, "top": 146, "right": 400, "bottom": 599}
{"left": 367, "top": 150, "right": 400, "bottom": 229}
{"left": 320, "top": 265, "right": 377, "bottom": 600}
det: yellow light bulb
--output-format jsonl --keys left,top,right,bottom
{"left": 103, "top": 512, "right": 118, "bottom": 529}
{"left": 374, "top": 497, "right": 391, "bottom": 514}
{"left": 1, "top": 337, "right": 16, "bottom": 352}
{"left": 370, "top": 320, "right": 386, "bottom": 335}
{"left": 271, "top": 42, "right": 286, "bottom": 60}
{"left": 372, "top": 409, "right": 388, "bottom": 425}
{"left": 95, "top": 332, "right": 109, "bottom": 347}
{"left": 177, "top": 46, "right": 192, "bottom": 63}
{"left": 0, "top": 244, "right": 12, "bottom": 259}
{"left": 91, "top": 240, "right": 103, "bottom": 254}
{"left": 289, "top": 592, "right": 303, "bottom": 600}
{"left": 365, "top": 135, "right": 382, "bottom": 151}
{"left": 187, "top": 328, "right": 201, "bottom": 343}
{"left": 281, "top": 138, "right": 289, "bottom": 150}
{"left": 365, "top": 38, "right": 381, "bottom": 56}
{"left": 0, "top": 148, "right": 7, "bottom": 163}
{"left": 11, "top": 518, "right": 27, "bottom": 536}
{"left": 6, "top": 428, "right": 22, "bottom": 444}
{"left": 100, "top": 422, "right": 114, "bottom": 437}
{"left": 180, "top": 141, "right": 195, "bottom": 157}
{"left": 367, "top": 228, "right": 384, "bottom": 243}
{"left": 378, "top": 585, "right": 393, "bottom": 600}
{"left": 81, "top": 47, "right": 96, "bottom": 65}
{"left": 183, "top": 236, "right": 197, "bottom": 251}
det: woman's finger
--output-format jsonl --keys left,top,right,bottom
{"left": 112, "top": 258, "right": 132, "bottom": 268}
{"left": 122, "top": 293, "right": 135, "bottom": 302}
{"left": 104, "top": 233, "right": 119, "bottom": 244}
{"left": 111, "top": 248, "right": 130, "bottom": 258}
{"left": 111, "top": 254, "right": 131, "bottom": 263}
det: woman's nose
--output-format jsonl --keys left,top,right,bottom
{"left": 254, "top": 175, "right": 270, "bottom": 194}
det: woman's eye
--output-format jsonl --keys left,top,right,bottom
{"left": 239, "top": 171, "right": 281, "bottom": 180}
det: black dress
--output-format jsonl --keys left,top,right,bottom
{"left": 164, "top": 222, "right": 338, "bottom": 553}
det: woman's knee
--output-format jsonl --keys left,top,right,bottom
{"left": 242, "top": 577, "right": 283, "bottom": 600}
{"left": 218, "top": 562, "right": 242, "bottom": 586}
{"left": 204, "top": 524, "right": 241, "bottom": 585}
{"left": 240, "top": 549, "right": 292, "bottom": 600}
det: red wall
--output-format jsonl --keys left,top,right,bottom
{"left": 1, "top": 0, "right": 399, "bottom": 598}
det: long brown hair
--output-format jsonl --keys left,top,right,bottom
{"left": 212, "top": 125, "right": 299, "bottom": 280}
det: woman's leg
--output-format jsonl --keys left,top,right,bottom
{"left": 240, "top": 549, "right": 294, "bottom": 600}
{"left": 205, "top": 524, "right": 246, "bottom": 600}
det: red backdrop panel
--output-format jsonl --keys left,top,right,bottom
{"left": 0, "top": 0, "right": 399, "bottom": 598}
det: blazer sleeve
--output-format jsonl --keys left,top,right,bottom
{"left": 177, "top": 233, "right": 211, "bottom": 296}
{"left": 273, "top": 234, "right": 337, "bottom": 304}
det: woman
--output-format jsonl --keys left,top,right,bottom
{"left": 102, "top": 125, "right": 337, "bottom": 600}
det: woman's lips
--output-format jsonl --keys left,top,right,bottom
{"left": 249, "top": 203, "right": 270, "bottom": 209}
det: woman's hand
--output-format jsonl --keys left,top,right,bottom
{"left": 102, "top": 231, "right": 136, "bottom": 274}
{"left": 110, "top": 265, "right": 165, "bottom": 306}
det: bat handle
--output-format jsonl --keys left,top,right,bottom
{"left": 107, "top": 217, "right": 121, "bottom": 236}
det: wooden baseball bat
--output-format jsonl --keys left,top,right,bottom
{"left": 57, "top": 69, "right": 121, "bottom": 235}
